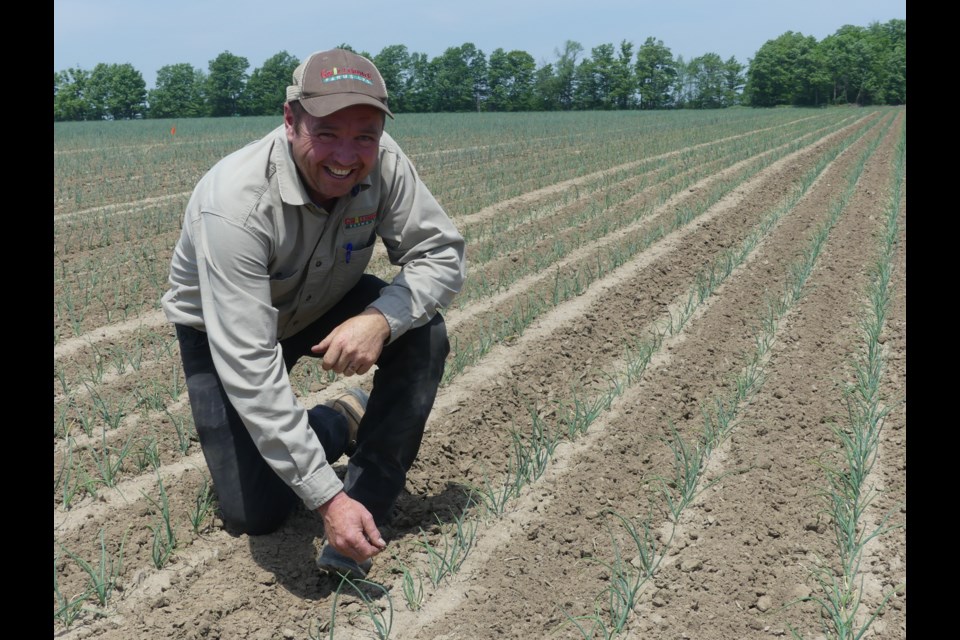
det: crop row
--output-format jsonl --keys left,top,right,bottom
{"left": 387, "top": 110, "right": 904, "bottom": 640}
{"left": 53, "top": 112, "right": 861, "bottom": 344}
{"left": 52, "top": 113, "right": 888, "bottom": 512}
{"left": 318, "top": 111, "right": 901, "bottom": 638}
{"left": 53, "top": 112, "right": 880, "bottom": 474}
{"left": 51, "top": 109, "right": 903, "bottom": 638}
{"left": 54, "top": 111, "right": 853, "bottom": 219}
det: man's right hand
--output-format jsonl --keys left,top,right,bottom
{"left": 316, "top": 491, "right": 386, "bottom": 563}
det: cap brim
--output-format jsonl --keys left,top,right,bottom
{"left": 299, "top": 93, "right": 394, "bottom": 119}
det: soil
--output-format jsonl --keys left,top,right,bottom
{"left": 53, "top": 109, "right": 906, "bottom": 639}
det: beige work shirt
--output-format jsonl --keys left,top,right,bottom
{"left": 162, "top": 125, "right": 465, "bottom": 510}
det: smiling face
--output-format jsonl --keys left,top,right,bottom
{"left": 284, "top": 102, "right": 384, "bottom": 209}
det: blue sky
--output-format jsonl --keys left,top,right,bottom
{"left": 54, "top": 0, "right": 906, "bottom": 89}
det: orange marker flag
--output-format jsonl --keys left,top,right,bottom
{"left": 171, "top": 126, "right": 177, "bottom": 136}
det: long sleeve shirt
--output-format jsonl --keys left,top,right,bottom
{"left": 161, "top": 125, "right": 465, "bottom": 510}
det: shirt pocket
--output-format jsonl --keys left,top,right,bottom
{"left": 328, "top": 242, "right": 376, "bottom": 299}
{"left": 269, "top": 268, "right": 302, "bottom": 304}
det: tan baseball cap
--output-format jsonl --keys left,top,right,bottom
{"left": 286, "top": 49, "right": 394, "bottom": 119}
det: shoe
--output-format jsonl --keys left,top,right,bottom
{"left": 323, "top": 388, "right": 369, "bottom": 456}
{"left": 316, "top": 542, "right": 373, "bottom": 580}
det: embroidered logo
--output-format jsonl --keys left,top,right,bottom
{"left": 344, "top": 213, "right": 377, "bottom": 229}
{"left": 322, "top": 67, "right": 374, "bottom": 85}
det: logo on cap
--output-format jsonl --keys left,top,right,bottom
{"left": 321, "top": 67, "right": 374, "bottom": 85}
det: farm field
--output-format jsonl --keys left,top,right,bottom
{"left": 54, "top": 107, "right": 906, "bottom": 639}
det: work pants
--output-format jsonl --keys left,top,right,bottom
{"left": 175, "top": 275, "right": 449, "bottom": 535}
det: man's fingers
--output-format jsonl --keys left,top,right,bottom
{"left": 319, "top": 493, "right": 385, "bottom": 561}
{"left": 326, "top": 522, "right": 379, "bottom": 560}
{"left": 343, "top": 358, "right": 373, "bottom": 376}
{"left": 360, "top": 511, "right": 386, "bottom": 549}
{"left": 321, "top": 342, "right": 344, "bottom": 371}
{"left": 312, "top": 334, "right": 332, "bottom": 355}
{"left": 355, "top": 362, "right": 373, "bottom": 376}
{"left": 337, "top": 532, "right": 382, "bottom": 562}
{"left": 318, "top": 335, "right": 364, "bottom": 373}
{"left": 327, "top": 347, "right": 372, "bottom": 375}
{"left": 332, "top": 538, "right": 375, "bottom": 563}
{"left": 312, "top": 313, "right": 387, "bottom": 374}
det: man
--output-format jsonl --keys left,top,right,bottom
{"left": 161, "top": 49, "right": 466, "bottom": 579}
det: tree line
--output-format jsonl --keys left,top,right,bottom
{"left": 746, "top": 20, "right": 905, "bottom": 106}
{"left": 53, "top": 20, "right": 904, "bottom": 121}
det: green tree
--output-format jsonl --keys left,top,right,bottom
{"left": 671, "top": 55, "right": 694, "bottom": 108}
{"left": 374, "top": 44, "right": 412, "bottom": 112}
{"left": 819, "top": 25, "right": 871, "bottom": 104}
{"left": 430, "top": 43, "right": 487, "bottom": 111}
{"left": 487, "top": 48, "right": 512, "bottom": 111}
{"left": 722, "top": 56, "right": 745, "bottom": 106}
{"left": 866, "top": 19, "right": 906, "bottom": 104}
{"left": 635, "top": 37, "right": 677, "bottom": 109}
{"left": 430, "top": 46, "right": 472, "bottom": 111}
{"left": 532, "top": 62, "right": 558, "bottom": 111}
{"left": 572, "top": 53, "right": 600, "bottom": 109}
{"left": 54, "top": 68, "right": 94, "bottom": 121}
{"left": 817, "top": 21, "right": 906, "bottom": 105}
{"left": 404, "top": 52, "right": 435, "bottom": 112}
{"left": 745, "top": 32, "right": 819, "bottom": 106}
{"left": 207, "top": 51, "right": 249, "bottom": 117}
{"left": 148, "top": 63, "right": 207, "bottom": 118}
{"left": 610, "top": 40, "right": 637, "bottom": 109}
{"left": 462, "top": 43, "right": 489, "bottom": 111}
{"left": 245, "top": 51, "right": 299, "bottom": 115}
{"left": 574, "top": 43, "right": 618, "bottom": 110}
{"left": 553, "top": 40, "right": 583, "bottom": 110}
{"left": 86, "top": 63, "right": 147, "bottom": 119}
{"left": 793, "top": 39, "right": 831, "bottom": 106}
{"left": 745, "top": 21, "right": 905, "bottom": 107}
{"left": 686, "top": 53, "right": 741, "bottom": 108}
{"left": 505, "top": 50, "right": 536, "bottom": 111}
{"left": 487, "top": 49, "right": 536, "bottom": 111}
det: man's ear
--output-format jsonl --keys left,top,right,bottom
{"left": 283, "top": 103, "right": 296, "bottom": 142}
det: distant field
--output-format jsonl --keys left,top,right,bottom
{"left": 54, "top": 108, "right": 906, "bottom": 639}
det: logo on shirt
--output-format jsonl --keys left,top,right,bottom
{"left": 344, "top": 213, "right": 377, "bottom": 229}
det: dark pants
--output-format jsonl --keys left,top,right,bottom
{"left": 176, "top": 275, "right": 449, "bottom": 535}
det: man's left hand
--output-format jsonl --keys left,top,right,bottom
{"left": 313, "top": 308, "right": 391, "bottom": 376}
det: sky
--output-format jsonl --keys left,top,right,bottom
{"left": 54, "top": 0, "right": 906, "bottom": 89}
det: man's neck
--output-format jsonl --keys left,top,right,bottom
{"left": 315, "top": 196, "right": 338, "bottom": 211}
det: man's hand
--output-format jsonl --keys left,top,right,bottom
{"left": 312, "top": 308, "right": 390, "bottom": 376}
{"left": 317, "top": 491, "right": 386, "bottom": 562}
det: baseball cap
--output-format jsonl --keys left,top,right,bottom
{"left": 286, "top": 49, "right": 394, "bottom": 119}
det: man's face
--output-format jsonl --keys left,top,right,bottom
{"left": 284, "top": 103, "right": 384, "bottom": 207}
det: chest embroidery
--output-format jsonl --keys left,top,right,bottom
{"left": 344, "top": 213, "right": 377, "bottom": 229}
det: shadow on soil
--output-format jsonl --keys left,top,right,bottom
{"left": 243, "top": 481, "right": 474, "bottom": 600}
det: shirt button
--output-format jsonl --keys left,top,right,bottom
{"left": 306, "top": 295, "right": 312, "bottom": 301}
{"left": 315, "top": 260, "right": 322, "bottom": 267}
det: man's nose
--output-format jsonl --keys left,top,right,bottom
{"left": 331, "top": 140, "right": 359, "bottom": 164}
